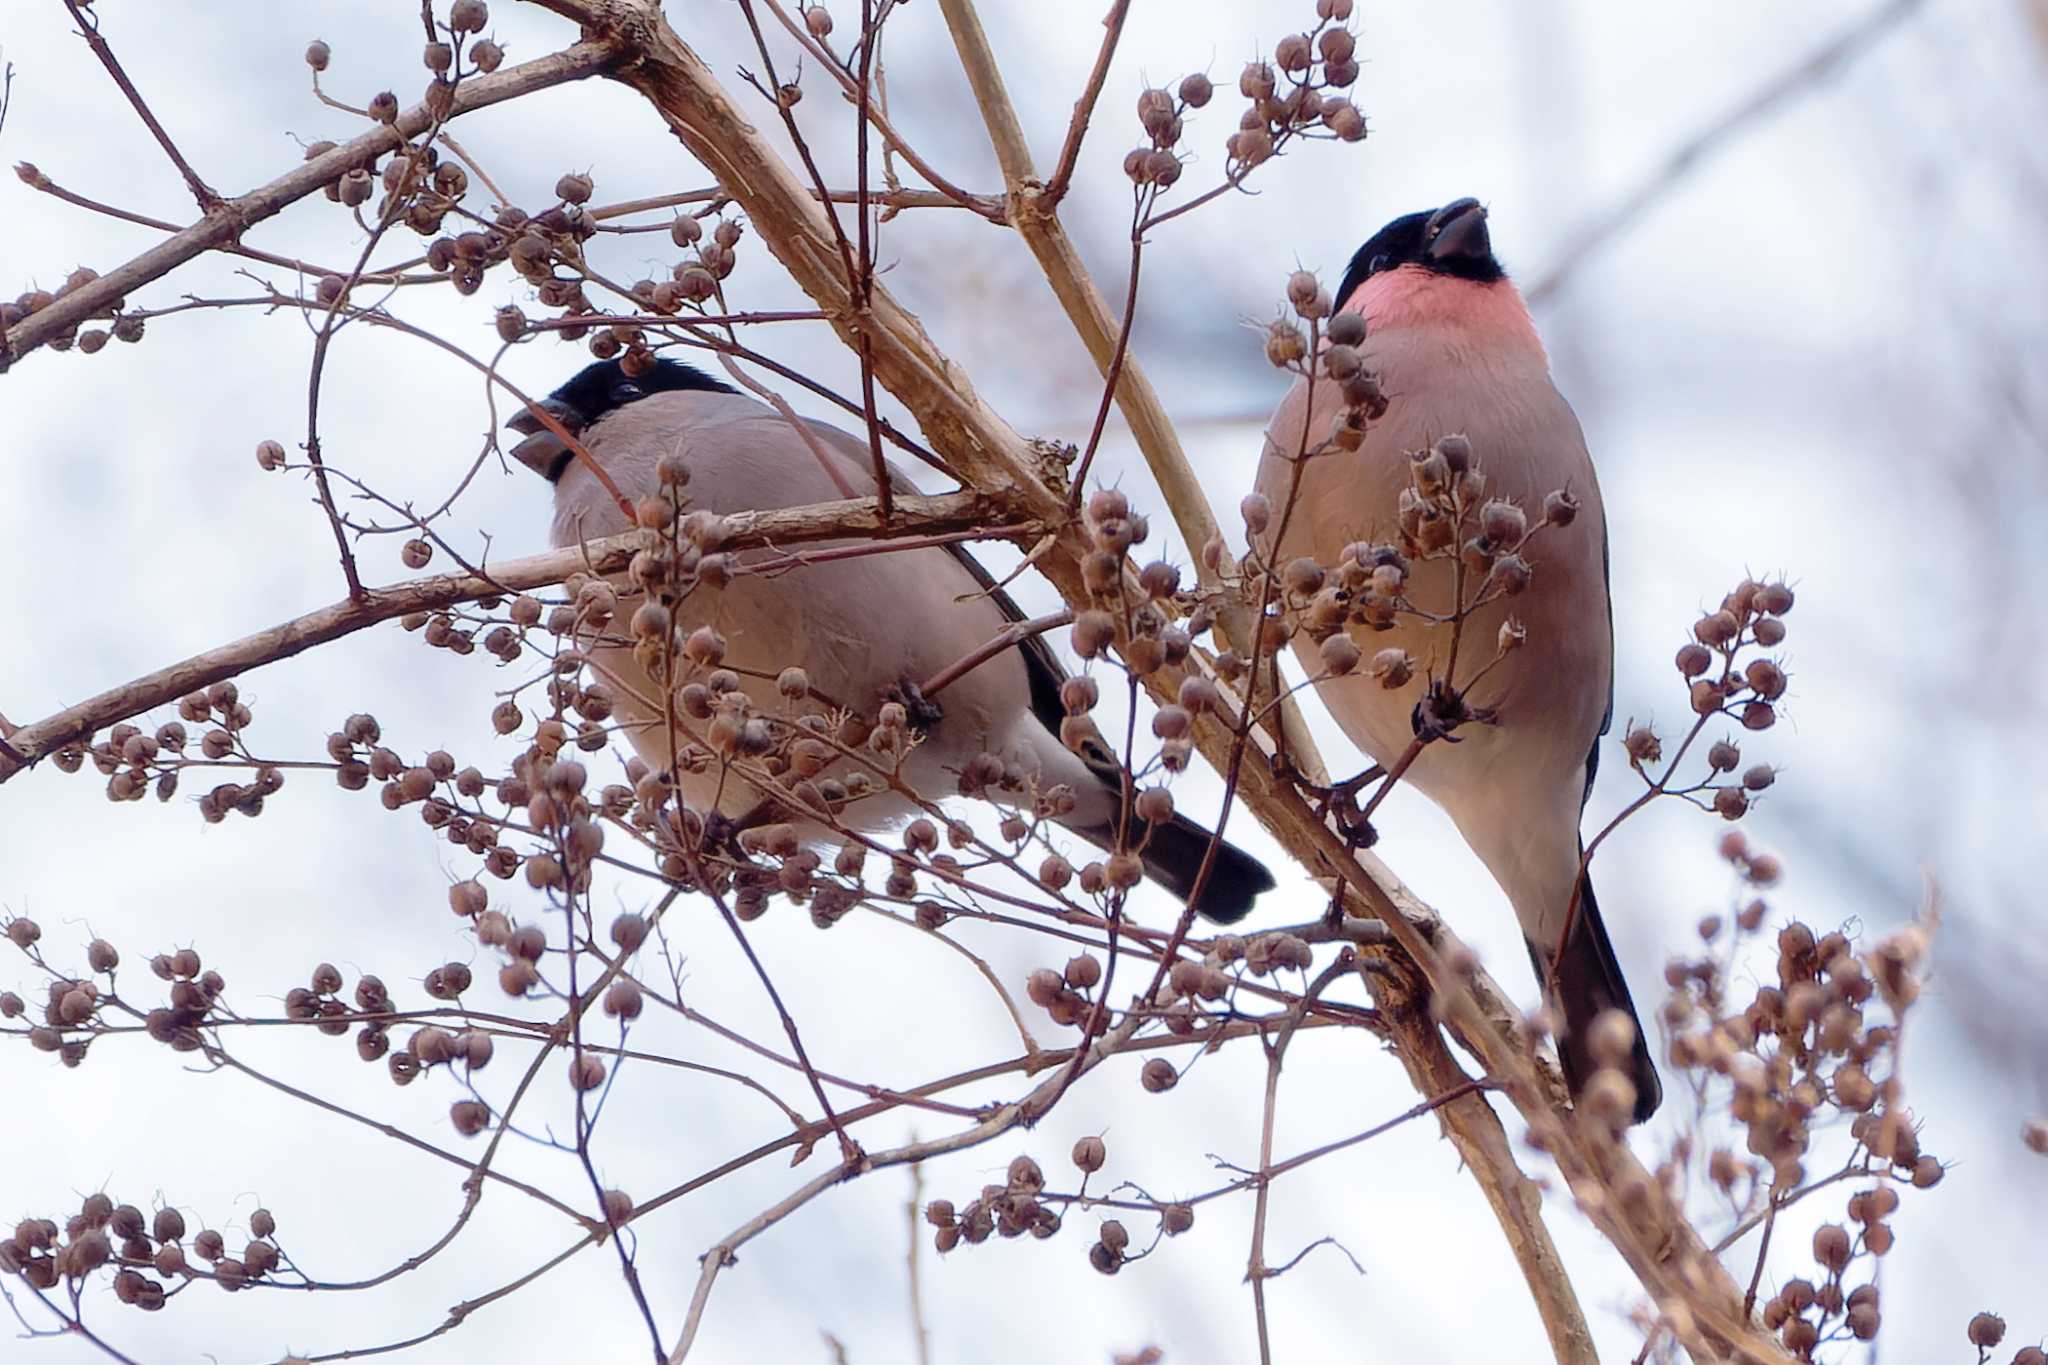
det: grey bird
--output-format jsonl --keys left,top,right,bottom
{"left": 509, "top": 358, "right": 1275, "bottom": 922}
{"left": 1255, "top": 200, "right": 1661, "bottom": 1121}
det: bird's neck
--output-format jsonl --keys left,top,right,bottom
{"left": 1350, "top": 268, "right": 1547, "bottom": 362}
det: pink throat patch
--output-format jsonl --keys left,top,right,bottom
{"left": 1348, "top": 267, "right": 1545, "bottom": 358}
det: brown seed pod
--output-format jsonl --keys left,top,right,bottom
{"left": 450, "top": 1100, "right": 491, "bottom": 1137}
{"left": 498, "top": 958, "right": 540, "bottom": 997}
{"left": 602, "top": 978, "right": 644, "bottom": 1019}
{"left": 1812, "top": 1222, "right": 1851, "bottom": 1272}
{"left": 1140, "top": 1058, "right": 1178, "bottom": 1093}
{"left": 1064, "top": 953, "right": 1104, "bottom": 990}
{"left": 1967, "top": 1314, "right": 2006, "bottom": 1350}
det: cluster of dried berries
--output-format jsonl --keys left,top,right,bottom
{"left": 491, "top": 176, "right": 746, "bottom": 363}
{"left": 1123, "top": 76, "right": 1205, "bottom": 190}
{"left": 1616, "top": 575, "right": 1792, "bottom": 826}
{"left": 1024, "top": 952, "right": 1105, "bottom": 1029}
{"left": 923, "top": 1139, "right": 1197, "bottom": 1274}
{"left": 303, "top": 129, "right": 475, "bottom": 265}
{"left": 1067, "top": 486, "right": 1207, "bottom": 778}
{"left": 1225, "top": 0, "right": 1367, "bottom": 176}
{"left": 1240, "top": 418, "right": 1577, "bottom": 751}
{"left": 0, "top": 242, "right": 144, "bottom": 351}
{"left": 46, "top": 681, "right": 273, "bottom": 817}
{"left": 323, "top": 712, "right": 508, "bottom": 871}
{"left": 1962, "top": 1314, "right": 2045, "bottom": 1365}
{"left": 1159, "top": 931, "right": 1311, "bottom": 1043}
{"left": 0, "top": 1190, "right": 283, "bottom": 1308}
{"left": 135, "top": 946, "right": 225, "bottom": 1059}
{"left": 4, "top": 919, "right": 112, "bottom": 1069}
{"left": 1625, "top": 839, "right": 1960, "bottom": 1359}
{"left": 1677, "top": 843, "right": 1934, "bottom": 1187}
{"left": 925, "top": 1155, "right": 1061, "bottom": 1252}
{"left": 1261, "top": 276, "right": 1388, "bottom": 431}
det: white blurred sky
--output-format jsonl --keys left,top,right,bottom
{"left": 4, "top": 1, "right": 2046, "bottom": 1362}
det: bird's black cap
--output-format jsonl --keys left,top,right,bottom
{"left": 506, "top": 358, "right": 737, "bottom": 481}
{"left": 1335, "top": 198, "right": 1503, "bottom": 311}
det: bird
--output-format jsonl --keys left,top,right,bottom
{"left": 507, "top": 357, "right": 1276, "bottom": 922}
{"left": 1254, "top": 198, "right": 1661, "bottom": 1121}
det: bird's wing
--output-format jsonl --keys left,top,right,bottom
{"left": 1582, "top": 519, "right": 1614, "bottom": 810}
{"left": 803, "top": 417, "right": 1097, "bottom": 767}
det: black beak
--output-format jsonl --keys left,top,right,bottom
{"left": 1423, "top": 198, "right": 1490, "bottom": 265}
{"left": 506, "top": 397, "right": 581, "bottom": 481}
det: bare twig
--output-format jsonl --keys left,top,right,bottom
{"left": 59, "top": 0, "right": 219, "bottom": 209}
{"left": 1044, "top": 0, "right": 1132, "bottom": 205}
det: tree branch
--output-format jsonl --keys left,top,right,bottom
{"left": 1353, "top": 949, "right": 1597, "bottom": 1364}
{"left": 931, "top": 0, "right": 1329, "bottom": 784}
{"left": 0, "top": 38, "right": 623, "bottom": 369}
{"left": 0, "top": 490, "right": 1011, "bottom": 779}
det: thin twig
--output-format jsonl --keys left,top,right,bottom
{"left": 59, "top": 0, "right": 219, "bottom": 209}
{"left": 1044, "top": 0, "right": 1131, "bottom": 205}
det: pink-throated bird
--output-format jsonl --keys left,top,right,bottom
{"left": 1255, "top": 199, "right": 1661, "bottom": 1121}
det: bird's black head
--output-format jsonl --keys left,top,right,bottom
{"left": 507, "top": 358, "right": 737, "bottom": 481}
{"left": 1335, "top": 198, "right": 1503, "bottom": 311}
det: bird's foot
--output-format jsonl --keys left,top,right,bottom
{"left": 886, "top": 678, "right": 945, "bottom": 734}
{"left": 1411, "top": 680, "right": 1472, "bottom": 744}
{"left": 1282, "top": 760, "right": 1386, "bottom": 849}
{"left": 697, "top": 809, "right": 744, "bottom": 859}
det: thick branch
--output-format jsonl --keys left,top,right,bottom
{"left": 931, "top": 0, "right": 1329, "bottom": 784}
{"left": 0, "top": 39, "right": 622, "bottom": 369}
{"left": 0, "top": 490, "right": 1008, "bottom": 779}
{"left": 1356, "top": 951, "right": 1596, "bottom": 1364}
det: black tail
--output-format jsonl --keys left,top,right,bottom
{"left": 1536, "top": 872, "right": 1662, "bottom": 1124}
{"left": 1074, "top": 814, "right": 1276, "bottom": 924}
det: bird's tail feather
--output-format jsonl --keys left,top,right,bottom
{"left": 1536, "top": 871, "right": 1662, "bottom": 1124}
{"left": 1069, "top": 813, "right": 1275, "bottom": 924}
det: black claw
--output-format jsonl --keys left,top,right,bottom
{"left": 1282, "top": 760, "right": 1386, "bottom": 850}
{"left": 699, "top": 810, "right": 741, "bottom": 858}
{"left": 1411, "top": 680, "right": 1474, "bottom": 744}
{"left": 889, "top": 679, "right": 945, "bottom": 733}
